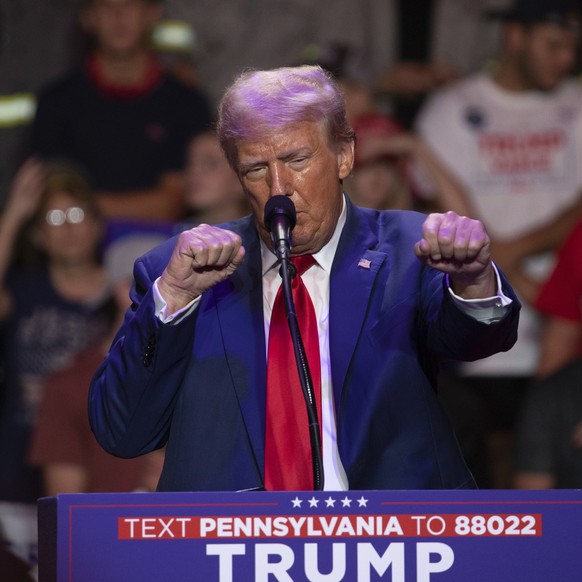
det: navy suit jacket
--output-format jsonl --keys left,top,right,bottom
{"left": 89, "top": 200, "right": 520, "bottom": 491}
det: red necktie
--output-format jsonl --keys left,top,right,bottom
{"left": 264, "top": 255, "right": 322, "bottom": 490}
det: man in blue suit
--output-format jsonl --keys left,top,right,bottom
{"left": 89, "top": 65, "right": 519, "bottom": 492}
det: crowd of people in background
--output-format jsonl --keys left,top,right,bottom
{"left": 1, "top": 0, "right": 582, "bottom": 578}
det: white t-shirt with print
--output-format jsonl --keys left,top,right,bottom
{"left": 416, "top": 73, "right": 582, "bottom": 375}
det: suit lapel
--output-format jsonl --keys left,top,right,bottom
{"left": 212, "top": 218, "right": 267, "bottom": 477}
{"left": 329, "top": 201, "right": 387, "bottom": 408}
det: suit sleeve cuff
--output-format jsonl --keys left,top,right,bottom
{"left": 153, "top": 277, "right": 201, "bottom": 324}
{"left": 446, "top": 263, "right": 513, "bottom": 324}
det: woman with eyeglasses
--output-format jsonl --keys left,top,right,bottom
{"left": 0, "top": 158, "right": 114, "bottom": 573}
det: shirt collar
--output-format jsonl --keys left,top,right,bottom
{"left": 261, "top": 195, "right": 347, "bottom": 276}
{"left": 85, "top": 53, "right": 163, "bottom": 100}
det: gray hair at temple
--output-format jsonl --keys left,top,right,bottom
{"left": 216, "top": 65, "right": 355, "bottom": 169}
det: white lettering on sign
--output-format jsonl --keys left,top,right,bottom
{"left": 205, "top": 542, "right": 455, "bottom": 582}
{"left": 118, "top": 513, "right": 541, "bottom": 539}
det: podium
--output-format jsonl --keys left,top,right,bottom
{"left": 38, "top": 489, "right": 582, "bottom": 581}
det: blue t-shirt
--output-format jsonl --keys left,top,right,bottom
{"left": 0, "top": 265, "right": 114, "bottom": 502}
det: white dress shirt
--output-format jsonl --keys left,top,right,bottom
{"left": 261, "top": 200, "right": 349, "bottom": 490}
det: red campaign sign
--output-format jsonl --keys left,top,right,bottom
{"left": 118, "top": 513, "right": 543, "bottom": 540}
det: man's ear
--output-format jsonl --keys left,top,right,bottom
{"left": 503, "top": 22, "right": 528, "bottom": 56}
{"left": 79, "top": 4, "right": 95, "bottom": 35}
{"left": 338, "top": 140, "right": 355, "bottom": 181}
{"left": 146, "top": 1, "right": 163, "bottom": 28}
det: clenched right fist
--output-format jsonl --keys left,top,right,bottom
{"left": 157, "top": 224, "right": 245, "bottom": 314}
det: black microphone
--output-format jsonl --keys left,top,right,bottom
{"left": 263, "top": 196, "right": 297, "bottom": 261}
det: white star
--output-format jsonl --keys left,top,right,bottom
{"left": 308, "top": 497, "right": 319, "bottom": 508}
{"left": 341, "top": 496, "right": 352, "bottom": 508}
{"left": 325, "top": 497, "right": 336, "bottom": 508}
{"left": 357, "top": 496, "right": 368, "bottom": 507}
{"left": 291, "top": 497, "right": 302, "bottom": 508}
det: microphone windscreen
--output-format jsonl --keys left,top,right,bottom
{"left": 264, "top": 196, "right": 297, "bottom": 230}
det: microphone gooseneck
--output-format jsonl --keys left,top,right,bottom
{"left": 263, "top": 195, "right": 297, "bottom": 261}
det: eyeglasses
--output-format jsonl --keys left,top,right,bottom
{"left": 45, "top": 207, "right": 86, "bottom": 226}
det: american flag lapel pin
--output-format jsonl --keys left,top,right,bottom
{"left": 358, "top": 258, "right": 372, "bottom": 269}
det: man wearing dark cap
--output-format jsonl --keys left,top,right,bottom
{"left": 487, "top": 0, "right": 581, "bottom": 33}
{"left": 414, "top": 0, "right": 582, "bottom": 486}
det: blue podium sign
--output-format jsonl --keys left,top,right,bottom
{"left": 38, "top": 489, "right": 582, "bottom": 581}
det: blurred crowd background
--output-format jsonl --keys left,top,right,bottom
{"left": 2, "top": 0, "right": 582, "bottom": 578}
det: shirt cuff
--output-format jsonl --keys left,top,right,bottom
{"left": 446, "top": 263, "right": 513, "bottom": 324}
{"left": 153, "top": 277, "right": 201, "bottom": 324}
